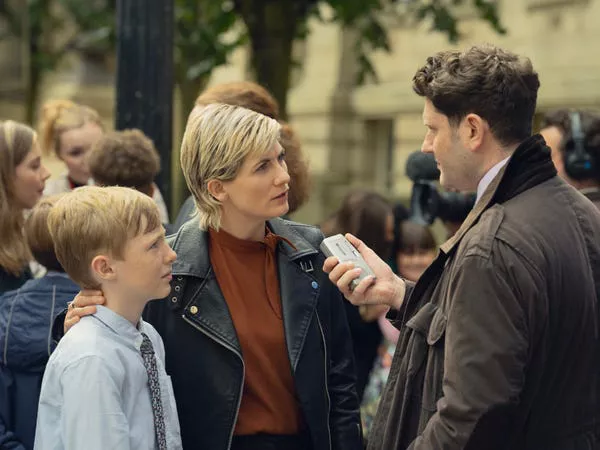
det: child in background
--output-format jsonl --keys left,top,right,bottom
{"left": 0, "top": 195, "right": 79, "bottom": 449}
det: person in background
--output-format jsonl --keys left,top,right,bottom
{"left": 539, "top": 108, "right": 600, "bottom": 208}
{"left": 173, "top": 81, "right": 311, "bottom": 229}
{"left": 319, "top": 190, "right": 393, "bottom": 402}
{"left": 0, "top": 195, "right": 79, "bottom": 450}
{"left": 87, "top": 128, "right": 174, "bottom": 234}
{"left": 38, "top": 99, "right": 170, "bottom": 222}
{"left": 0, "top": 120, "right": 50, "bottom": 293}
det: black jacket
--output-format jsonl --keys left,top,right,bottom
{"left": 369, "top": 135, "right": 600, "bottom": 450}
{"left": 144, "top": 217, "right": 362, "bottom": 450}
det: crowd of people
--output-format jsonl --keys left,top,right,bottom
{"left": 1, "top": 43, "right": 600, "bottom": 450}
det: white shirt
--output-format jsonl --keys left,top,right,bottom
{"left": 476, "top": 156, "right": 511, "bottom": 204}
{"left": 34, "top": 306, "right": 182, "bottom": 450}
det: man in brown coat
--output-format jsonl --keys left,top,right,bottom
{"left": 325, "top": 44, "right": 600, "bottom": 449}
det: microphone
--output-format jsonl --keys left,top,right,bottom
{"left": 405, "top": 151, "right": 440, "bottom": 182}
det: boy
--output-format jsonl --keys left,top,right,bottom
{"left": 34, "top": 186, "right": 181, "bottom": 450}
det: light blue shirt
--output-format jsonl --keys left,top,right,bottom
{"left": 34, "top": 306, "right": 182, "bottom": 450}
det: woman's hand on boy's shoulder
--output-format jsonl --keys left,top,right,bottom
{"left": 64, "top": 290, "right": 105, "bottom": 333}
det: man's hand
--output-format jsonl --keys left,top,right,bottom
{"left": 64, "top": 290, "right": 105, "bottom": 333}
{"left": 323, "top": 233, "right": 406, "bottom": 310}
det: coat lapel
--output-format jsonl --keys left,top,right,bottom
{"left": 269, "top": 218, "right": 320, "bottom": 372}
{"left": 169, "top": 218, "right": 241, "bottom": 354}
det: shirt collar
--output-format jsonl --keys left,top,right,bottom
{"left": 476, "top": 155, "right": 511, "bottom": 204}
{"left": 92, "top": 305, "right": 148, "bottom": 350}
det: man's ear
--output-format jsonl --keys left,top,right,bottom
{"left": 462, "top": 113, "right": 487, "bottom": 152}
{"left": 90, "top": 255, "right": 117, "bottom": 282}
{"left": 207, "top": 179, "right": 227, "bottom": 202}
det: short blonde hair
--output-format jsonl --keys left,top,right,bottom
{"left": 38, "top": 99, "right": 103, "bottom": 157}
{"left": 0, "top": 120, "right": 36, "bottom": 275}
{"left": 180, "top": 103, "right": 281, "bottom": 230}
{"left": 47, "top": 186, "right": 162, "bottom": 289}
{"left": 25, "top": 194, "right": 66, "bottom": 272}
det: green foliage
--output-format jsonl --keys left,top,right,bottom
{"left": 174, "top": 0, "right": 244, "bottom": 85}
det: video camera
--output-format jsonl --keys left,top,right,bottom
{"left": 406, "top": 151, "right": 476, "bottom": 225}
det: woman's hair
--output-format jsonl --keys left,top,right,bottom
{"left": 0, "top": 120, "right": 36, "bottom": 274}
{"left": 195, "top": 81, "right": 280, "bottom": 119}
{"left": 321, "top": 190, "right": 392, "bottom": 260}
{"left": 395, "top": 220, "right": 436, "bottom": 255}
{"left": 180, "top": 103, "right": 281, "bottom": 231}
{"left": 25, "top": 194, "right": 66, "bottom": 272}
{"left": 193, "top": 82, "right": 311, "bottom": 213}
{"left": 38, "top": 99, "right": 103, "bottom": 157}
{"left": 279, "top": 122, "right": 310, "bottom": 214}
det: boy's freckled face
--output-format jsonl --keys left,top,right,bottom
{"left": 112, "top": 226, "right": 177, "bottom": 301}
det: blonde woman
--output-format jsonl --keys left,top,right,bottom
{"left": 63, "top": 104, "right": 362, "bottom": 450}
{"left": 0, "top": 120, "right": 50, "bottom": 293}
{"left": 38, "top": 99, "right": 170, "bottom": 222}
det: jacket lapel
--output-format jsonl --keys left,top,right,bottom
{"left": 169, "top": 218, "right": 241, "bottom": 355}
{"left": 268, "top": 218, "right": 320, "bottom": 372}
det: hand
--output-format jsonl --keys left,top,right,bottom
{"left": 358, "top": 304, "right": 390, "bottom": 322}
{"left": 323, "top": 233, "right": 406, "bottom": 310}
{"left": 64, "top": 290, "right": 106, "bottom": 334}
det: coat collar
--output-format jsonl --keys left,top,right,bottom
{"left": 169, "top": 217, "right": 319, "bottom": 278}
{"left": 440, "top": 134, "right": 557, "bottom": 255}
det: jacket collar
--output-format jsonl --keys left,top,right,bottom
{"left": 169, "top": 217, "right": 318, "bottom": 278}
{"left": 440, "top": 134, "right": 557, "bottom": 255}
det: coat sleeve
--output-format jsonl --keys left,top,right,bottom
{"left": 326, "top": 286, "right": 364, "bottom": 450}
{"left": 409, "top": 246, "right": 538, "bottom": 450}
{"left": 0, "top": 367, "right": 27, "bottom": 450}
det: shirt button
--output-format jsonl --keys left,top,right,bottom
{"left": 174, "top": 285, "right": 181, "bottom": 292}
{"left": 190, "top": 305, "right": 199, "bottom": 315}
{"left": 171, "top": 296, "right": 177, "bottom": 303}
{"left": 311, "top": 281, "right": 318, "bottom": 289}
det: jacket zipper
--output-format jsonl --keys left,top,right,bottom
{"left": 181, "top": 315, "right": 245, "bottom": 450}
{"left": 316, "top": 314, "right": 332, "bottom": 450}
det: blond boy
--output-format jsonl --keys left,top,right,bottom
{"left": 34, "top": 186, "right": 181, "bottom": 450}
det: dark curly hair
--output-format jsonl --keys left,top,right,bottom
{"left": 88, "top": 129, "right": 160, "bottom": 196}
{"left": 413, "top": 44, "right": 540, "bottom": 146}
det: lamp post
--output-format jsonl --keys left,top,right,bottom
{"left": 115, "top": 0, "right": 174, "bottom": 216}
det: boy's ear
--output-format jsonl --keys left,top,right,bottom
{"left": 90, "top": 255, "right": 117, "bottom": 282}
{"left": 207, "top": 179, "right": 227, "bottom": 202}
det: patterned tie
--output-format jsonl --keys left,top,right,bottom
{"left": 140, "top": 333, "right": 168, "bottom": 450}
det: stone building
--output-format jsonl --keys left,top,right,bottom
{"left": 1, "top": 0, "right": 599, "bottom": 224}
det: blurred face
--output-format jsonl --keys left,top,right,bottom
{"left": 540, "top": 125, "right": 567, "bottom": 179}
{"left": 113, "top": 225, "right": 177, "bottom": 302}
{"left": 396, "top": 249, "right": 436, "bottom": 282}
{"left": 219, "top": 142, "right": 291, "bottom": 231}
{"left": 13, "top": 141, "right": 51, "bottom": 209}
{"left": 421, "top": 99, "right": 475, "bottom": 192}
{"left": 58, "top": 122, "right": 103, "bottom": 184}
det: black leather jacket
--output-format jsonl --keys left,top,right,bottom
{"left": 144, "top": 217, "right": 362, "bottom": 450}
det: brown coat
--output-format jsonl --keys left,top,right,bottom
{"left": 369, "top": 135, "right": 600, "bottom": 450}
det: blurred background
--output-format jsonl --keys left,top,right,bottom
{"left": 1, "top": 0, "right": 599, "bottom": 227}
